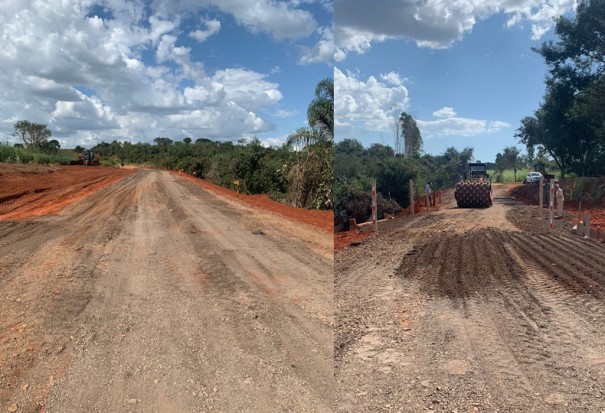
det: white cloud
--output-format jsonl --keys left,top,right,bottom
{"left": 334, "top": 26, "right": 388, "bottom": 59}
{"left": 335, "top": 0, "right": 577, "bottom": 58}
{"left": 152, "top": 0, "right": 318, "bottom": 40}
{"left": 211, "top": 69, "right": 283, "bottom": 112}
{"left": 189, "top": 18, "right": 221, "bottom": 42}
{"left": 271, "top": 109, "right": 298, "bottom": 118}
{"left": 299, "top": 26, "right": 334, "bottom": 65}
{"left": 381, "top": 71, "right": 403, "bottom": 86}
{"left": 417, "top": 116, "right": 511, "bottom": 139}
{"left": 258, "top": 136, "right": 286, "bottom": 148}
{"left": 0, "top": 0, "right": 324, "bottom": 147}
{"left": 335, "top": 67, "right": 409, "bottom": 137}
{"left": 156, "top": 34, "right": 191, "bottom": 63}
{"left": 51, "top": 91, "right": 119, "bottom": 132}
{"left": 433, "top": 107, "right": 456, "bottom": 118}
{"left": 213, "top": 0, "right": 317, "bottom": 39}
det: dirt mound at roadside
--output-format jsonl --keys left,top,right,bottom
{"left": 0, "top": 163, "right": 134, "bottom": 220}
{"left": 174, "top": 171, "right": 332, "bottom": 234}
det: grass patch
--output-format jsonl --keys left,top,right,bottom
{"left": 0, "top": 144, "right": 76, "bottom": 165}
{"left": 489, "top": 168, "right": 533, "bottom": 183}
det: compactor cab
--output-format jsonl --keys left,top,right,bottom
{"left": 454, "top": 162, "right": 493, "bottom": 208}
{"left": 467, "top": 162, "right": 489, "bottom": 180}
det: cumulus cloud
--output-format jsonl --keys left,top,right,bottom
{"left": 433, "top": 107, "right": 456, "bottom": 118}
{"left": 156, "top": 34, "right": 191, "bottom": 63}
{"left": 151, "top": 0, "right": 317, "bottom": 39}
{"left": 299, "top": 26, "right": 335, "bottom": 65}
{"left": 0, "top": 0, "right": 325, "bottom": 147}
{"left": 418, "top": 115, "right": 511, "bottom": 138}
{"left": 335, "top": 0, "right": 577, "bottom": 57}
{"left": 334, "top": 26, "right": 389, "bottom": 60}
{"left": 224, "top": 0, "right": 317, "bottom": 39}
{"left": 381, "top": 71, "right": 403, "bottom": 86}
{"left": 189, "top": 18, "right": 221, "bottom": 42}
{"left": 335, "top": 67, "right": 409, "bottom": 137}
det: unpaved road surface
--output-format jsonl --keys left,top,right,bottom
{"left": 1, "top": 168, "right": 332, "bottom": 412}
{"left": 336, "top": 183, "right": 605, "bottom": 412}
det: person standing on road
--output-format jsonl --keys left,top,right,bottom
{"left": 425, "top": 182, "right": 433, "bottom": 206}
{"left": 555, "top": 183, "right": 565, "bottom": 218}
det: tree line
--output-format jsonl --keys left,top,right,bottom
{"left": 6, "top": 79, "right": 334, "bottom": 211}
{"left": 335, "top": 137, "right": 474, "bottom": 222}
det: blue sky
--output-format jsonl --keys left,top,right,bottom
{"left": 0, "top": 0, "right": 332, "bottom": 149}
{"left": 334, "top": 0, "right": 578, "bottom": 163}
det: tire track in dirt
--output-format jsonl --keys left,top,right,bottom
{"left": 160, "top": 174, "right": 333, "bottom": 400}
{"left": 398, "top": 232, "right": 537, "bottom": 410}
{"left": 1, "top": 168, "right": 331, "bottom": 413}
{"left": 507, "top": 232, "right": 605, "bottom": 325}
{"left": 337, "top": 183, "right": 605, "bottom": 412}
{"left": 38, "top": 170, "right": 332, "bottom": 413}
{"left": 393, "top": 229, "right": 605, "bottom": 411}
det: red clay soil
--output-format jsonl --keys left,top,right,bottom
{"left": 334, "top": 230, "right": 374, "bottom": 250}
{"left": 172, "top": 171, "right": 332, "bottom": 234}
{"left": 0, "top": 163, "right": 134, "bottom": 221}
{"left": 509, "top": 182, "right": 605, "bottom": 232}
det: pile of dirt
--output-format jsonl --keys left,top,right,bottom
{"left": 334, "top": 191, "right": 447, "bottom": 251}
{"left": 338, "top": 192, "right": 402, "bottom": 225}
{"left": 0, "top": 163, "right": 135, "bottom": 220}
{"left": 174, "top": 171, "right": 332, "bottom": 234}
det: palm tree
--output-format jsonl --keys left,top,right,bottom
{"left": 286, "top": 127, "right": 328, "bottom": 150}
{"left": 307, "top": 78, "right": 334, "bottom": 140}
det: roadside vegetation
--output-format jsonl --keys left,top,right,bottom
{"left": 335, "top": 133, "right": 474, "bottom": 223}
{"left": 0, "top": 144, "right": 75, "bottom": 165}
{"left": 515, "top": 0, "right": 605, "bottom": 178}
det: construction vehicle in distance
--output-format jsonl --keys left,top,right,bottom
{"left": 534, "top": 163, "right": 555, "bottom": 181}
{"left": 70, "top": 149, "right": 99, "bottom": 166}
{"left": 454, "top": 162, "right": 493, "bottom": 208}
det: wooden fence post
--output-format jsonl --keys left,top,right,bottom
{"left": 409, "top": 179, "right": 414, "bottom": 216}
{"left": 372, "top": 179, "right": 377, "bottom": 233}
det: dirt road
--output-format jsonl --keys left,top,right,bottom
{"left": 1, "top": 168, "right": 332, "bottom": 412}
{"left": 336, "top": 183, "right": 605, "bottom": 412}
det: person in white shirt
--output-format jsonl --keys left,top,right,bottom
{"left": 425, "top": 182, "right": 433, "bottom": 206}
{"left": 555, "top": 183, "right": 564, "bottom": 218}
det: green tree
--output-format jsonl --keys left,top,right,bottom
{"left": 495, "top": 153, "right": 506, "bottom": 174}
{"left": 335, "top": 139, "right": 364, "bottom": 157}
{"left": 440, "top": 146, "right": 474, "bottom": 182}
{"left": 526, "top": 143, "right": 535, "bottom": 164}
{"left": 154, "top": 137, "right": 173, "bottom": 151}
{"left": 501, "top": 146, "right": 522, "bottom": 182}
{"left": 307, "top": 78, "right": 334, "bottom": 139}
{"left": 13, "top": 121, "right": 51, "bottom": 149}
{"left": 286, "top": 127, "right": 327, "bottom": 150}
{"left": 367, "top": 143, "right": 394, "bottom": 158}
{"left": 520, "top": 0, "right": 605, "bottom": 176}
{"left": 399, "top": 112, "right": 422, "bottom": 157}
{"left": 39, "top": 139, "right": 60, "bottom": 153}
